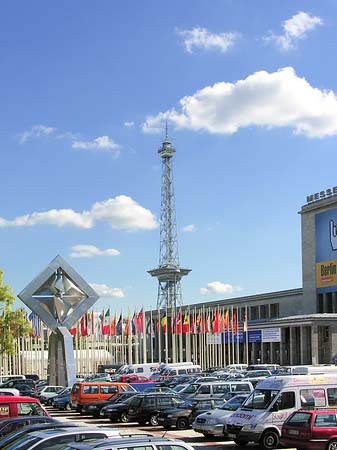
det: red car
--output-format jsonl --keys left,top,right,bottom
{"left": 118, "top": 375, "right": 151, "bottom": 383}
{"left": 281, "top": 409, "right": 337, "bottom": 450}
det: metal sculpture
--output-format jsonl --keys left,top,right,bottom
{"left": 18, "top": 255, "right": 99, "bottom": 386}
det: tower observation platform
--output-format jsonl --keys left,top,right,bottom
{"left": 148, "top": 131, "right": 191, "bottom": 310}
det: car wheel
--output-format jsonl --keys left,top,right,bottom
{"left": 150, "top": 414, "right": 159, "bottom": 426}
{"left": 327, "top": 440, "right": 337, "bottom": 450}
{"left": 64, "top": 402, "right": 71, "bottom": 411}
{"left": 234, "top": 438, "right": 248, "bottom": 446}
{"left": 120, "top": 412, "right": 129, "bottom": 423}
{"left": 259, "top": 430, "right": 280, "bottom": 450}
{"left": 176, "top": 417, "right": 189, "bottom": 430}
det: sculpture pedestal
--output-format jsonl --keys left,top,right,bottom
{"left": 48, "top": 327, "right": 76, "bottom": 387}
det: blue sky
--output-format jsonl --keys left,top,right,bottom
{"left": 1, "top": 0, "right": 337, "bottom": 314}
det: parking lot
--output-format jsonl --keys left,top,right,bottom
{"left": 48, "top": 407, "right": 271, "bottom": 450}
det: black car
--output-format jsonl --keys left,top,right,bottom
{"left": 81, "top": 392, "right": 136, "bottom": 418}
{"left": 100, "top": 396, "right": 136, "bottom": 423}
{"left": 0, "top": 416, "right": 60, "bottom": 438}
{"left": 0, "top": 379, "right": 36, "bottom": 396}
{"left": 127, "top": 393, "right": 184, "bottom": 426}
{"left": 157, "top": 398, "right": 222, "bottom": 430}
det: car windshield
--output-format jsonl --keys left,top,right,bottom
{"left": 180, "top": 384, "right": 199, "bottom": 394}
{"left": 242, "top": 389, "right": 279, "bottom": 410}
{"left": 2, "top": 435, "right": 40, "bottom": 450}
{"left": 220, "top": 396, "right": 246, "bottom": 411}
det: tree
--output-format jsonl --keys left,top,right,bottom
{"left": 0, "top": 270, "right": 31, "bottom": 355}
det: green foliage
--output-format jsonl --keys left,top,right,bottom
{"left": 0, "top": 270, "right": 31, "bottom": 354}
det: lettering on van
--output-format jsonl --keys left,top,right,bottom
{"left": 0, "top": 406, "right": 9, "bottom": 415}
{"left": 231, "top": 412, "right": 255, "bottom": 420}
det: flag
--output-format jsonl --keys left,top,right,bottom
{"left": 28, "top": 312, "right": 42, "bottom": 338}
{"left": 146, "top": 319, "right": 155, "bottom": 337}
{"left": 205, "top": 313, "right": 210, "bottom": 333}
{"left": 191, "top": 315, "right": 196, "bottom": 334}
{"left": 91, "top": 310, "right": 95, "bottom": 335}
{"left": 219, "top": 312, "right": 225, "bottom": 333}
{"left": 224, "top": 309, "right": 229, "bottom": 331}
{"left": 131, "top": 311, "right": 136, "bottom": 335}
{"left": 155, "top": 318, "right": 159, "bottom": 334}
{"left": 69, "top": 326, "right": 77, "bottom": 337}
{"left": 182, "top": 312, "right": 190, "bottom": 333}
{"left": 111, "top": 313, "right": 116, "bottom": 336}
{"left": 243, "top": 307, "right": 248, "bottom": 332}
{"left": 125, "top": 313, "right": 131, "bottom": 337}
{"left": 196, "top": 313, "right": 202, "bottom": 334}
{"left": 213, "top": 310, "right": 219, "bottom": 333}
{"left": 80, "top": 313, "right": 88, "bottom": 337}
{"left": 161, "top": 315, "right": 167, "bottom": 333}
{"left": 233, "top": 310, "right": 238, "bottom": 334}
{"left": 176, "top": 310, "right": 182, "bottom": 334}
{"left": 137, "top": 308, "right": 144, "bottom": 334}
{"left": 102, "top": 308, "right": 111, "bottom": 335}
{"left": 116, "top": 314, "right": 123, "bottom": 336}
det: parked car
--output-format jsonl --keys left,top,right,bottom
{"left": 37, "top": 385, "right": 64, "bottom": 403}
{"left": 0, "top": 423, "right": 79, "bottom": 449}
{"left": 82, "top": 392, "right": 136, "bottom": 418}
{"left": 192, "top": 394, "right": 249, "bottom": 438}
{"left": 127, "top": 393, "right": 184, "bottom": 426}
{"left": 53, "top": 390, "right": 72, "bottom": 411}
{"left": 157, "top": 398, "right": 222, "bottom": 430}
{"left": 0, "top": 380, "right": 36, "bottom": 396}
{"left": 143, "top": 386, "right": 177, "bottom": 394}
{"left": 117, "top": 375, "right": 151, "bottom": 383}
{"left": 71, "top": 382, "right": 136, "bottom": 414}
{"left": 0, "top": 426, "right": 120, "bottom": 450}
{"left": 55, "top": 437, "right": 197, "bottom": 450}
{"left": 0, "top": 395, "right": 49, "bottom": 418}
{"left": 178, "top": 381, "right": 253, "bottom": 399}
{"left": 0, "top": 416, "right": 60, "bottom": 438}
{"left": 281, "top": 408, "right": 337, "bottom": 450}
{"left": 47, "top": 387, "right": 72, "bottom": 406}
{"left": 100, "top": 395, "right": 136, "bottom": 423}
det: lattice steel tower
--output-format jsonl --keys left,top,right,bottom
{"left": 148, "top": 129, "right": 191, "bottom": 309}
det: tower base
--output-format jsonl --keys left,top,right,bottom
{"left": 48, "top": 327, "right": 76, "bottom": 387}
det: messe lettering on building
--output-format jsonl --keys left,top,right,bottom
{"left": 307, "top": 186, "right": 337, "bottom": 204}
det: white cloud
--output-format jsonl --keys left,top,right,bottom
{"left": 182, "top": 224, "right": 196, "bottom": 233}
{"left": 90, "top": 283, "right": 125, "bottom": 298}
{"left": 72, "top": 136, "right": 121, "bottom": 156}
{"left": 265, "top": 11, "right": 323, "bottom": 51}
{"left": 19, "top": 125, "right": 56, "bottom": 144}
{"left": 178, "top": 27, "right": 239, "bottom": 53}
{"left": 19, "top": 125, "right": 121, "bottom": 156}
{"left": 124, "top": 121, "right": 135, "bottom": 128}
{"left": 0, "top": 195, "right": 158, "bottom": 231}
{"left": 143, "top": 67, "right": 337, "bottom": 138}
{"left": 70, "top": 245, "right": 120, "bottom": 258}
{"left": 200, "top": 281, "right": 241, "bottom": 296}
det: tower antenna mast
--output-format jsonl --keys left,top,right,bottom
{"left": 148, "top": 128, "right": 191, "bottom": 309}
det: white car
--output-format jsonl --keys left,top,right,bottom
{"left": 37, "top": 385, "right": 64, "bottom": 403}
{"left": 192, "top": 394, "right": 249, "bottom": 438}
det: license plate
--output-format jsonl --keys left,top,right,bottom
{"left": 288, "top": 429, "right": 299, "bottom": 435}
{"left": 228, "top": 433, "right": 237, "bottom": 439}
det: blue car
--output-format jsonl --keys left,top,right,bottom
{"left": 53, "top": 389, "right": 72, "bottom": 411}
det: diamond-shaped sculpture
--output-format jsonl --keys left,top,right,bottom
{"left": 18, "top": 255, "right": 99, "bottom": 331}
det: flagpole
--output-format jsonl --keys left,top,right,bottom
{"left": 157, "top": 307, "right": 161, "bottom": 363}
{"left": 150, "top": 309, "right": 154, "bottom": 363}
{"left": 171, "top": 305, "right": 176, "bottom": 363}
{"left": 165, "top": 305, "right": 168, "bottom": 364}
{"left": 245, "top": 305, "right": 249, "bottom": 365}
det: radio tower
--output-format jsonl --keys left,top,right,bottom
{"left": 148, "top": 126, "right": 191, "bottom": 309}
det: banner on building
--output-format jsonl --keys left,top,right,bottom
{"left": 316, "top": 208, "right": 337, "bottom": 293}
{"left": 262, "top": 328, "right": 281, "bottom": 342}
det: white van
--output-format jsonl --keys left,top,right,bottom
{"left": 286, "top": 364, "right": 337, "bottom": 375}
{"left": 159, "top": 364, "right": 201, "bottom": 380}
{"left": 0, "top": 375, "right": 26, "bottom": 384}
{"left": 115, "top": 363, "right": 160, "bottom": 379}
{"left": 226, "top": 374, "right": 337, "bottom": 449}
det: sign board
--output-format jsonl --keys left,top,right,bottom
{"left": 262, "top": 328, "right": 281, "bottom": 342}
{"left": 316, "top": 208, "right": 337, "bottom": 293}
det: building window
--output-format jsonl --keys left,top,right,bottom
{"left": 250, "top": 306, "right": 259, "bottom": 320}
{"left": 270, "top": 304, "right": 279, "bottom": 318}
{"left": 260, "top": 304, "right": 269, "bottom": 319}
{"left": 317, "top": 294, "right": 323, "bottom": 313}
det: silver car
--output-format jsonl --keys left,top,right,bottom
{"left": 192, "top": 394, "right": 249, "bottom": 438}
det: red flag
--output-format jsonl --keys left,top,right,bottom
{"left": 182, "top": 313, "right": 189, "bottom": 333}
{"left": 224, "top": 309, "right": 229, "bottom": 331}
{"left": 125, "top": 313, "right": 130, "bottom": 337}
{"left": 233, "top": 311, "right": 238, "bottom": 334}
{"left": 176, "top": 311, "right": 182, "bottom": 334}
{"left": 80, "top": 313, "right": 88, "bottom": 337}
{"left": 213, "top": 310, "right": 219, "bottom": 333}
{"left": 137, "top": 308, "right": 144, "bottom": 334}
{"left": 219, "top": 312, "right": 224, "bottom": 333}
{"left": 205, "top": 313, "right": 210, "bottom": 333}
{"left": 69, "top": 326, "right": 77, "bottom": 337}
